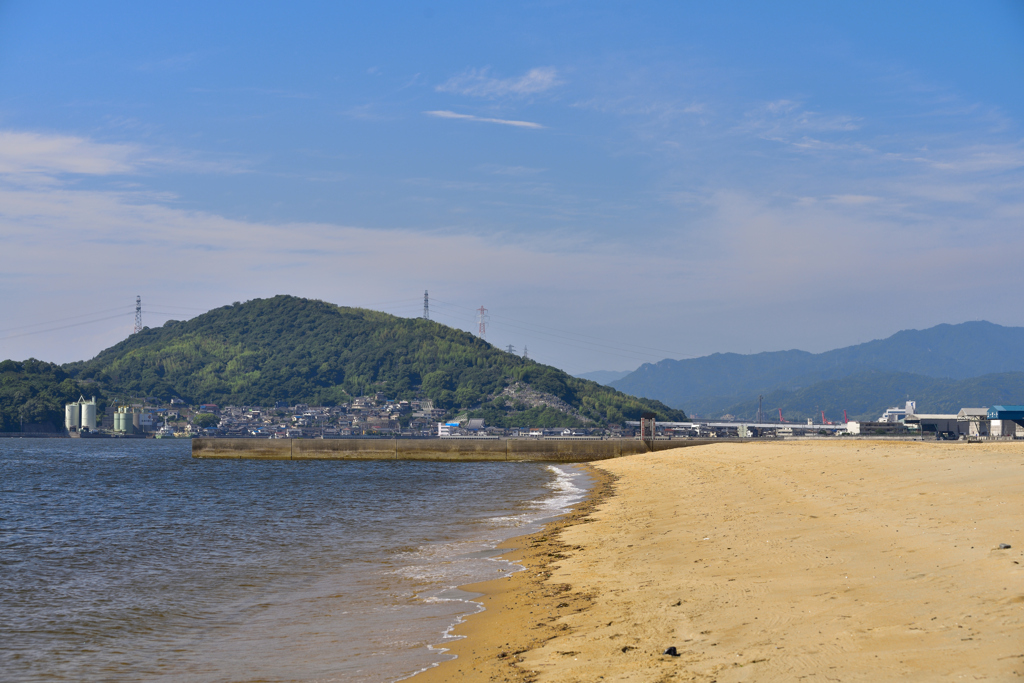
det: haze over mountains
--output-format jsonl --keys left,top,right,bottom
{"left": 10, "top": 304, "right": 1024, "bottom": 432}
{"left": 601, "top": 322, "right": 1024, "bottom": 421}
{"left": 575, "top": 370, "right": 633, "bottom": 386}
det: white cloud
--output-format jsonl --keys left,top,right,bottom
{"left": 437, "top": 67, "right": 561, "bottom": 98}
{"left": 478, "top": 164, "right": 545, "bottom": 176}
{"left": 756, "top": 99, "right": 862, "bottom": 132}
{"left": 686, "top": 189, "right": 1024, "bottom": 309}
{"left": 827, "top": 194, "right": 881, "bottom": 205}
{"left": 897, "top": 144, "right": 1024, "bottom": 174}
{"left": 424, "top": 110, "right": 544, "bottom": 129}
{"left": 734, "top": 100, "right": 865, "bottom": 153}
{"left": 3, "top": 164, "right": 1024, "bottom": 367}
{"left": 0, "top": 131, "right": 138, "bottom": 176}
{"left": 0, "top": 129, "right": 252, "bottom": 179}
{"left": 0, "top": 178, "right": 649, "bottom": 363}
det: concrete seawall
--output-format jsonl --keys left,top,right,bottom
{"left": 192, "top": 438, "right": 717, "bottom": 462}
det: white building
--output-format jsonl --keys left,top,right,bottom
{"left": 878, "top": 400, "right": 916, "bottom": 423}
{"left": 438, "top": 422, "right": 460, "bottom": 436}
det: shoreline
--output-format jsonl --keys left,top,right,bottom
{"left": 410, "top": 463, "right": 618, "bottom": 682}
{"left": 413, "top": 440, "right": 1024, "bottom": 681}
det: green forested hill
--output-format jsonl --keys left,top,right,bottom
{"left": 0, "top": 359, "right": 106, "bottom": 432}
{"left": 54, "top": 295, "right": 683, "bottom": 426}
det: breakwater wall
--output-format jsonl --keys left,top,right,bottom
{"left": 192, "top": 438, "right": 716, "bottom": 462}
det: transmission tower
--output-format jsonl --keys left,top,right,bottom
{"left": 522, "top": 345, "right": 528, "bottom": 360}
{"left": 476, "top": 305, "right": 488, "bottom": 338}
{"left": 422, "top": 290, "right": 429, "bottom": 320}
{"left": 506, "top": 344, "right": 516, "bottom": 355}
{"left": 133, "top": 296, "right": 142, "bottom": 334}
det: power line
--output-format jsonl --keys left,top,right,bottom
{"left": 347, "top": 296, "right": 423, "bottom": 309}
{"left": 0, "top": 305, "right": 134, "bottom": 334}
{"left": 490, "top": 311, "right": 691, "bottom": 358}
{"left": 0, "top": 313, "right": 133, "bottom": 341}
{"left": 145, "top": 303, "right": 209, "bottom": 311}
{"left": 430, "top": 298, "right": 690, "bottom": 359}
{"left": 487, "top": 322, "right": 657, "bottom": 363}
{"left": 428, "top": 300, "right": 668, "bottom": 362}
{"left": 423, "top": 306, "right": 656, "bottom": 366}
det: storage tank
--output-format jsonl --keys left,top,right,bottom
{"left": 65, "top": 403, "right": 80, "bottom": 431}
{"left": 132, "top": 411, "right": 141, "bottom": 432}
{"left": 115, "top": 409, "right": 125, "bottom": 433}
{"left": 80, "top": 399, "right": 97, "bottom": 431}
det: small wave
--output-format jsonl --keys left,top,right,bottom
{"left": 532, "top": 465, "right": 588, "bottom": 513}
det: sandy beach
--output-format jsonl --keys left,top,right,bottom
{"left": 416, "top": 440, "right": 1024, "bottom": 682}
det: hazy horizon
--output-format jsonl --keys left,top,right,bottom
{"left": 2, "top": 1, "right": 1022, "bottom": 375}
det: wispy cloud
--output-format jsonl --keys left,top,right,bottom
{"left": 753, "top": 99, "right": 862, "bottom": 133}
{"left": 735, "top": 100, "right": 864, "bottom": 151}
{"left": 424, "top": 110, "right": 544, "bottom": 129}
{"left": 340, "top": 103, "right": 399, "bottom": 122}
{"left": 437, "top": 67, "right": 562, "bottom": 98}
{"left": 827, "top": 194, "right": 881, "bottom": 205}
{"left": 478, "top": 164, "right": 546, "bottom": 176}
{"left": 0, "top": 129, "right": 251, "bottom": 180}
{"left": 0, "top": 131, "right": 138, "bottom": 176}
{"left": 187, "top": 86, "right": 314, "bottom": 100}
{"left": 888, "top": 143, "right": 1024, "bottom": 174}
{"left": 2, "top": 139, "right": 1022, "bottom": 368}
{"left": 0, "top": 177, "right": 647, "bottom": 363}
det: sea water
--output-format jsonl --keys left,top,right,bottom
{"left": 0, "top": 439, "right": 590, "bottom": 682}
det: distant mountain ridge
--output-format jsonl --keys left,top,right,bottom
{"left": 611, "top": 321, "right": 1024, "bottom": 415}
{"left": 719, "top": 370, "right": 1024, "bottom": 423}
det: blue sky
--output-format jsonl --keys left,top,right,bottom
{"left": 1, "top": 1, "right": 1022, "bottom": 375}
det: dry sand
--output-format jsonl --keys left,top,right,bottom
{"left": 415, "top": 440, "right": 1024, "bottom": 682}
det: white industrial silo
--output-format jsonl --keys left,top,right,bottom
{"left": 80, "top": 397, "right": 97, "bottom": 431}
{"left": 65, "top": 403, "right": 80, "bottom": 431}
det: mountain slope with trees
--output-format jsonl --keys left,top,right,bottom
{"left": 46, "top": 295, "right": 683, "bottom": 427}
{"left": 0, "top": 359, "right": 106, "bottom": 432}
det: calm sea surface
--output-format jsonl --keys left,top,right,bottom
{"left": 0, "top": 439, "right": 590, "bottom": 682}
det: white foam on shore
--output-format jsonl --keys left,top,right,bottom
{"left": 537, "top": 464, "right": 589, "bottom": 512}
{"left": 397, "top": 464, "right": 592, "bottom": 681}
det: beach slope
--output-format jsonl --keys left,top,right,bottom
{"left": 421, "top": 441, "right": 1024, "bottom": 681}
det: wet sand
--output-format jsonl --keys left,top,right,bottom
{"left": 414, "top": 440, "right": 1024, "bottom": 682}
